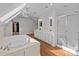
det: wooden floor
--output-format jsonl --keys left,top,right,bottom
{"left": 27, "top": 33, "right": 74, "bottom": 56}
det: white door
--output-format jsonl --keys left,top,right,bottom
{"left": 67, "top": 14, "right": 79, "bottom": 50}
{"left": 57, "top": 15, "right": 67, "bottom": 46}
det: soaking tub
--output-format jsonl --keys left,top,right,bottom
{"left": 4, "top": 35, "right": 30, "bottom": 48}
{"left": 0, "top": 35, "right": 40, "bottom": 56}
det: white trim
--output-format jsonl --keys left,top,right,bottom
{"left": 0, "top": 3, "right": 26, "bottom": 23}
{"left": 4, "top": 11, "right": 21, "bottom": 23}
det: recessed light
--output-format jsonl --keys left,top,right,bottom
{"left": 74, "top": 11, "right": 78, "bottom": 13}
{"left": 64, "top": 5, "right": 68, "bottom": 7}
{"left": 33, "top": 12, "right": 36, "bottom": 14}
{"left": 45, "top": 6, "right": 48, "bottom": 8}
{"left": 50, "top": 3, "right": 53, "bottom": 6}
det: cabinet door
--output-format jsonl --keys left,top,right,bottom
{"left": 34, "top": 30, "right": 39, "bottom": 39}
{"left": 45, "top": 32, "right": 49, "bottom": 43}
{"left": 6, "top": 49, "right": 24, "bottom": 56}
{"left": 67, "top": 14, "right": 79, "bottom": 50}
{"left": 57, "top": 15, "right": 67, "bottom": 46}
{"left": 47, "top": 32, "right": 51, "bottom": 44}
{"left": 38, "top": 31, "right": 41, "bottom": 39}
{"left": 50, "top": 32, "right": 56, "bottom": 45}
{"left": 34, "top": 30, "right": 38, "bottom": 38}
{"left": 42, "top": 31, "right": 45, "bottom": 41}
{"left": 40, "top": 31, "right": 43, "bottom": 40}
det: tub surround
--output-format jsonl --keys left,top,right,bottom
{"left": 0, "top": 35, "right": 40, "bottom": 56}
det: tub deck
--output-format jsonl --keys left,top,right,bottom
{"left": 0, "top": 35, "right": 40, "bottom": 56}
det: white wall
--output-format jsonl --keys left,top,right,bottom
{"left": 3, "top": 16, "right": 36, "bottom": 37}
{"left": 4, "top": 21, "right": 12, "bottom": 37}
{"left": 0, "top": 25, "right": 5, "bottom": 40}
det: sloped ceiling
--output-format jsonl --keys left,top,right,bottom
{"left": 0, "top": 3, "right": 79, "bottom": 24}
{"left": 18, "top": 3, "right": 79, "bottom": 25}
{"left": 54, "top": 3, "right": 79, "bottom": 16}
{"left": 21, "top": 3, "right": 79, "bottom": 18}
{"left": 21, "top": 3, "right": 53, "bottom": 18}
{"left": 0, "top": 3, "right": 79, "bottom": 19}
{"left": 0, "top": 3, "right": 22, "bottom": 17}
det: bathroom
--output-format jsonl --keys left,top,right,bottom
{"left": 0, "top": 3, "right": 79, "bottom": 56}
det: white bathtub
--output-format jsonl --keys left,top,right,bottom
{"left": 0, "top": 35, "right": 40, "bottom": 56}
{"left": 4, "top": 35, "right": 30, "bottom": 48}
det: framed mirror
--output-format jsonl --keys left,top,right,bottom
{"left": 39, "top": 21, "right": 42, "bottom": 27}
{"left": 49, "top": 16, "right": 53, "bottom": 26}
{"left": 50, "top": 19, "right": 52, "bottom": 26}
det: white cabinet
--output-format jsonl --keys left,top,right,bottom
{"left": 34, "top": 30, "right": 39, "bottom": 39}
{"left": 34, "top": 30, "right": 55, "bottom": 45}
{"left": 67, "top": 14, "right": 79, "bottom": 50}
{"left": 57, "top": 14, "right": 79, "bottom": 50}
{"left": 57, "top": 15, "right": 67, "bottom": 47}
{"left": 34, "top": 16, "right": 56, "bottom": 46}
{"left": 49, "top": 32, "right": 54, "bottom": 44}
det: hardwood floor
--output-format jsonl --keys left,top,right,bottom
{"left": 27, "top": 33, "right": 74, "bottom": 56}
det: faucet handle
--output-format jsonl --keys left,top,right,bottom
{"left": 0, "top": 46, "right": 3, "bottom": 49}
{"left": 3, "top": 47, "right": 6, "bottom": 50}
{"left": 3, "top": 45, "right": 8, "bottom": 51}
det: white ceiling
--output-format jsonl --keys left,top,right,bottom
{"left": 0, "top": 3, "right": 79, "bottom": 20}
{"left": 21, "top": 3, "right": 53, "bottom": 18}
{"left": 21, "top": 3, "right": 79, "bottom": 18}
{"left": 54, "top": 3, "right": 79, "bottom": 15}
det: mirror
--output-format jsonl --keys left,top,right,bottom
{"left": 39, "top": 21, "right": 42, "bottom": 27}
{"left": 49, "top": 16, "right": 53, "bottom": 26}
{"left": 50, "top": 19, "right": 52, "bottom": 26}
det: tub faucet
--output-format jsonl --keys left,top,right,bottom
{"left": 0, "top": 46, "right": 3, "bottom": 49}
{"left": 3, "top": 45, "right": 10, "bottom": 51}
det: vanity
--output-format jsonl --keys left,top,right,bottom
{"left": 34, "top": 16, "right": 56, "bottom": 46}
{"left": 34, "top": 14, "right": 79, "bottom": 55}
